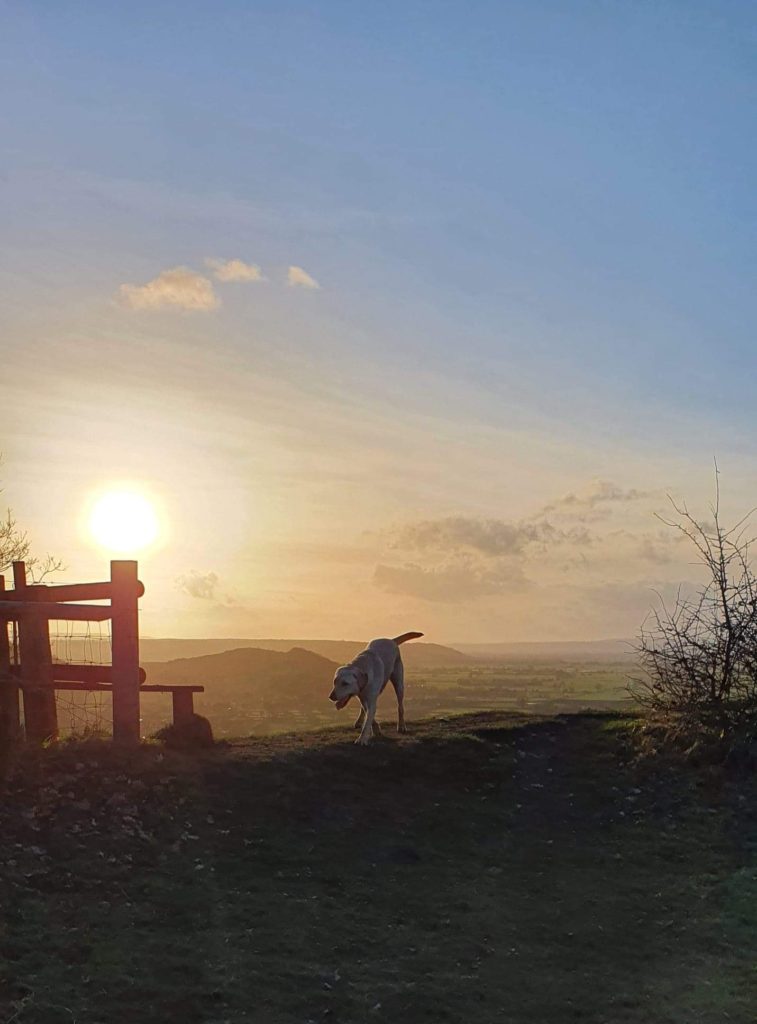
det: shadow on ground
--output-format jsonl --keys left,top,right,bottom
{"left": 1, "top": 712, "right": 756, "bottom": 1023}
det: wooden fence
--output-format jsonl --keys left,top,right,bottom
{"left": 0, "top": 560, "right": 202, "bottom": 745}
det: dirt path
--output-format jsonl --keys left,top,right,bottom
{"left": 193, "top": 715, "right": 755, "bottom": 1023}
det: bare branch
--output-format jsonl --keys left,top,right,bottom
{"left": 631, "top": 471, "right": 757, "bottom": 746}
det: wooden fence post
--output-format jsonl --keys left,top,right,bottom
{"left": 111, "top": 560, "right": 141, "bottom": 744}
{"left": 13, "top": 562, "right": 58, "bottom": 744}
{"left": 0, "top": 576, "right": 20, "bottom": 746}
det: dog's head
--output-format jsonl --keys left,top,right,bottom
{"left": 329, "top": 665, "right": 363, "bottom": 709}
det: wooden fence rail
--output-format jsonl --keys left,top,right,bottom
{"left": 0, "top": 559, "right": 205, "bottom": 746}
{"left": 1, "top": 560, "right": 143, "bottom": 744}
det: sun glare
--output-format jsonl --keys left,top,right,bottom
{"left": 88, "top": 490, "right": 160, "bottom": 554}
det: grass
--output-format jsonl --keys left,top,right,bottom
{"left": 0, "top": 712, "right": 755, "bottom": 1023}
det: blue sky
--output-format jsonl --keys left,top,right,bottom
{"left": 1, "top": 1, "right": 755, "bottom": 639}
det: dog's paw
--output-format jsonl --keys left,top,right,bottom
{"left": 355, "top": 735, "right": 372, "bottom": 746}
{"left": 398, "top": 724, "right": 408, "bottom": 734}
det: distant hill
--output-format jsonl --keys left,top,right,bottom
{"left": 139, "top": 637, "right": 472, "bottom": 669}
{"left": 454, "top": 639, "right": 636, "bottom": 662}
{"left": 143, "top": 646, "right": 339, "bottom": 701}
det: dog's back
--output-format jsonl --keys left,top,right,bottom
{"left": 365, "top": 632, "right": 424, "bottom": 680}
{"left": 365, "top": 637, "right": 401, "bottom": 678}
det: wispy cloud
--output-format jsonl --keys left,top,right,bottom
{"left": 176, "top": 570, "right": 219, "bottom": 600}
{"left": 374, "top": 557, "right": 527, "bottom": 601}
{"left": 205, "top": 258, "right": 262, "bottom": 282}
{"left": 542, "top": 479, "right": 653, "bottom": 514}
{"left": 392, "top": 517, "right": 547, "bottom": 557}
{"left": 386, "top": 515, "right": 591, "bottom": 558}
{"left": 287, "top": 265, "right": 320, "bottom": 290}
{"left": 375, "top": 512, "right": 585, "bottom": 601}
{"left": 119, "top": 267, "right": 219, "bottom": 312}
{"left": 372, "top": 480, "right": 672, "bottom": 604}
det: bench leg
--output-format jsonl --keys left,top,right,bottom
{"left": 172, "top": 689, "right": 195, "bottom": 726}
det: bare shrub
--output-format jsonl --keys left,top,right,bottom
{"left": 631, "top": 476, "right": 757, "bottom": 755}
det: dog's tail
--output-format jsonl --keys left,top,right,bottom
{"left": 392, "top": 631, "right": 424, "bottom": 645}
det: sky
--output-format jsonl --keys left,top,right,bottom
{"left": 1, "top": 1, "right": 756, "bottom": 642}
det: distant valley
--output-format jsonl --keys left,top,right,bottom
{"left": 52, "top": 637, "right": 635, "bottom": 738}
{"left": 134, "top": 640, "right": 633, "bottom": 739}
{"left": 454, "top": 639, "right": 636, "bottom": 662}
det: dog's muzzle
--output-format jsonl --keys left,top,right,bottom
{"left": 329, "top": 690, "right": 350, "bottom": 710}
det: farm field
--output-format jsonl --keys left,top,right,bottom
{"left": 406, "top": 659, "right": 632, "bottom": 716}
{"left": 48, "top": 651, "right": 634, "bottom": 740}
{"left": 1, "top": 712, "right": 755, "bottom": 1024}
{"left": 141, "top": 659, "right": 634, "bottom": 738}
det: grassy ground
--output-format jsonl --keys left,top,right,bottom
{"left": 0, "top": 712, "right": 756, "bottom": 1024}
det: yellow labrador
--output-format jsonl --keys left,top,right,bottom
{"left": 328, "top": 632, "right": 423, "bottom": 744}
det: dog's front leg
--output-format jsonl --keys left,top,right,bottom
{"left": 355, "top": 707, "right": 380, "bottom": 733}
{"left": 356, "top": 700, "right": 377, "bottom": 745}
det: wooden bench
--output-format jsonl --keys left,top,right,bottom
{"left": 10, "top": 665, "right": 203, "bottom": 729}
{"left": 45, "top": 682, "right": 204, "bottom": 727}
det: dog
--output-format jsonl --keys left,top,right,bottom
{"left": 328, "top": 632, "right": 424, "bottom": 745}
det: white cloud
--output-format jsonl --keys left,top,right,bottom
{"left": 119, "top": 267, "right": 219, "bottom": 312}
{"left": 176, "top": 570, "right": 219, "bottom": 600}
{"left": 287, "top": 265, "right": 320, "bottom": 290}
{"left": 205, "top": 258, "right": 262, "bottom": 283}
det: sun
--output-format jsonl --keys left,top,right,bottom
{"left": 88, "top": 490, "right": 160, "bottom": 554}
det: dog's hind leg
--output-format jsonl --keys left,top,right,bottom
{"left": 390, "top": 659, "right": 407, "bottom": 734}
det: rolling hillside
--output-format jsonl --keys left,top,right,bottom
{"left": 143, "top": 646, "right": 339, "bottom": 703}
{"left": 140, "top": 637, "right": 472, "bottom": 669}
{"left": 140, "top": 646, "right": 342, "bottom": 736}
